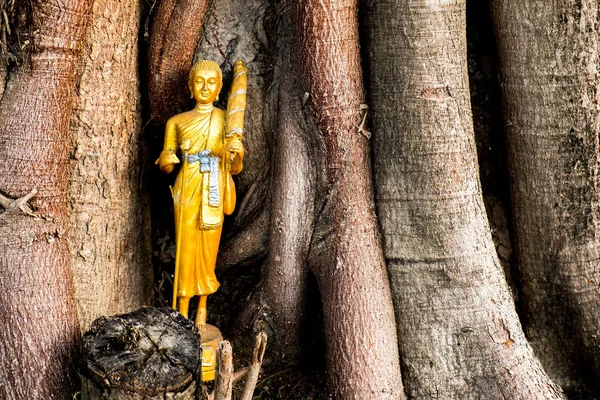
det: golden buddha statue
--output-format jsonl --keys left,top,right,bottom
{"left": 156, "top": 59, "right": 246, "bottom": 330}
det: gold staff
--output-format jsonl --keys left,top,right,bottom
{"left": 225, "top": 61, "right": 247, "bottom": 170}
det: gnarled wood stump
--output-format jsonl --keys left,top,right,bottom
{"left": 81, "top": 307, "right": 202, "bottom": 400}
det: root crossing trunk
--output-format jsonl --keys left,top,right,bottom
{"left": 298, "top": 0, "right": 405, "bottom": 398}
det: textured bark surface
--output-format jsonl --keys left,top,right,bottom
{"left": 147, "top": 0, "right": 209, "bottom": 125}
{"left": 298, "top": 0, "right": 405, "bottom": 398}
{"left": 260, "top": 0, "right": 315, "bottom": 361}
{"left": 0, "top": 64, "right": 6, "bottom": 100}
{"left": 365, "top": 1, "right": 564, "bottom": 398}
{"left": 69, "top": 0, "right": 153, "bottom": 331}
{"left": 81, "top": 307, "right": 199, "bottom": 399}
{"left": 493, "top": 1, "right": 600, "bottom": 395}
{"left": 0, "top": 0, "right": 92, "bottom": 398}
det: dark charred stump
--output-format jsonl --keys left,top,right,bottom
{"left": 80, "top": 307, "right": 203, "bottom": 399}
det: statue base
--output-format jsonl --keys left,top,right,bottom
{"left": 200, "top": 324, "right": 223, "bottom": 382}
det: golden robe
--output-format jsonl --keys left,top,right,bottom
{"left": 160, "top": 103, "right": 242, "bottom": 297}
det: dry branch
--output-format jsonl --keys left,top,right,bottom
{"left": 0, "top": 188, "right": 37, "bottom": 217}
{"left": 213, "top": 341, "right": 234, "bottom": 400}
{"left": 239, "top": 331, "right": 267, "bottom": 400}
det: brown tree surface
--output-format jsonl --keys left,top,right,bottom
{"left": 69, "top": 0, "right": 153, "bottom": 331}
{"left": 493, "top": 1, "right": 600, "bottom": 395}
{"left": 147, "top": 0, "right": 209, "bottom": 125}
{"left": 296, "top": 0, "right": 405, "bottom": 397}
{"left": 6, "top": 0, "right": 600, "bottom": 398}
{"left": 261, "top": 0, "right": 315, "bottom": 361}
{"left": 0, "top": 0, "right": 92, "bottom": 398}
{"left": 365, "top": 0, "right": 563, "bottom": 398}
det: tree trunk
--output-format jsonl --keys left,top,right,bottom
{"left": 365, "top": 0, "right": 564, "bottom": 398}
{"left": 147, "top": 0, "right": 209, "bottom": 125}
{"left": 0, "top": 0, "right": 92, "bottom": 398}
{"left": 297, "top": 0, "right": 405, "bottom": 398}
{"left": 81, "top": 307, "right": 200, "bottom": 399}
{"left": 69, "top": 0, "right": 153, "bottom": 331}
{"left": 260, "top": 0, "right": 316, "bottom": 361}
{"left": 492, "top": 1, "right": 600, "bottom": 395}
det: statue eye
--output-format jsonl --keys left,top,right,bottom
{"left": 208, "top": 79, "right": 216, "bottom": 85}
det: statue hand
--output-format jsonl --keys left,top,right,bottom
{"left": 225, "top": 140, "right": 243, "bottom": 154}
{"left": 155, "top": 150, "right": 180, "bottom": 174}
{"left": 161, "top": 163, "right": 175, "bottom": 174}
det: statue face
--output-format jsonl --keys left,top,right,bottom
{"left": 190, "top": 69, "right": 221, "bottom": 104}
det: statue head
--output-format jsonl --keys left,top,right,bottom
{"left": 188, "top": 60, "right": 223, "bottom": 104}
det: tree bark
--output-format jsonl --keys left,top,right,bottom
{"left": 147, "top": 0, "right": 209, "bottom": 125}
{"left": 69, "top": 0, "right": 153, "bottom": 331}
{"left": 0, "top": 0, "right": 92, "bottom": 398}
{"left": 365, "top": 0, "right": 564, "bottom": 398}
{"left": 297, "top": 0, "right": 405, "bottom": 398}
{"left": 493, "top": 0, "right": 600, "bottom": 395}
{"left": 261, "top": 0, "right": 316, "bottom": 361}
{"left": 213, "top": 341, "right": 233, "bottom": 400}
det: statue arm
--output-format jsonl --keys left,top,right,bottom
{"left": 155, "top": 119, "right": 180, "bottom": 174}
{"left": 229, "top": 144, "right": 244, "bottom": 175}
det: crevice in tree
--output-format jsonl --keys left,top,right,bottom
{"left": 466, "top": 0, "right": 524, "bottom": 321}
{"left": 0, "top": 0, "right": 33, "bottom": 65}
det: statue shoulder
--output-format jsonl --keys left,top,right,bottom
{"left": 167, "top": 110, "right": 197, "bottom": 127}
{"left": 211, "top": 107, "right": 225, "bottom": 123}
